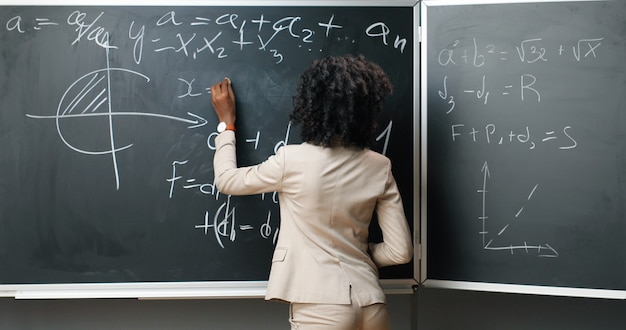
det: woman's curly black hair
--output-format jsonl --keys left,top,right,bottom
{"left": 290, "top": 54, "right": 392, "bottom": 149}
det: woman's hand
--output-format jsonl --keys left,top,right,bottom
{"left": 210, "top": 78, "right": 236, "bottom": 126}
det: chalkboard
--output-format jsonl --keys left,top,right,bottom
{"left": 0, "top": 3, "right": 416, "bottom": 295}
{"left": 422, "top": 0, "right": 626, "bottom": 297}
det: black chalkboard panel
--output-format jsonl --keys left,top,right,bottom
{"left": 423, "top": 0, "right": 626, "bottom": 293}
{"left": 0, "top": 5, "right": 415, "bottom": 286}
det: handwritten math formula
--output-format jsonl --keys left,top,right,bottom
{"left": 5, "top": 9, "right": 407, "bottom": 65}
{"left": 434, "top": 36, "right": 605, "bottom": 151}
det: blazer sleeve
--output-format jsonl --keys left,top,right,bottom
{"left": 369, "top": 164, "right": 414, "bottom": 267}
{"left": 213, "top": 130, "right": 284, "bottom": 196}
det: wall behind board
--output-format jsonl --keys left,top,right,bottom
{"left": 0, "top": 2, "right": 417, "bottom": 291}
{"left": 3, "top": 289, "right": 626, "bottom": 330}
{"left": 422, "top": 0, "right": 626, "bottom": 295}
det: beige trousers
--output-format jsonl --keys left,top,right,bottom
{"left": 288, "top": 289, "right": 391, "bottom": 330}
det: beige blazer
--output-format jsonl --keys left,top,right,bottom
{"left": 214, "top": 131, "right": 413, "bottom": 306}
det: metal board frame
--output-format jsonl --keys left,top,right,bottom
{"left": 0, "top": 0, "right": 420, "bottom": 299}
{"left": 419, "top": 0, "right": 625, "bottom": 300}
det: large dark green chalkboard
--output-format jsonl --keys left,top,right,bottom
{"left": 0, "top": 5, "right": 415, "bottom": 287}
{"left": 423, "top": 0, "right": 626, "bottom": 293}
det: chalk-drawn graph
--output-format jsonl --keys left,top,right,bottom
{"left": 26, "top": 48, "right": 207, "bottom": 190}
{"left": 478, "top": 161, "right": 559, "bottom": 257}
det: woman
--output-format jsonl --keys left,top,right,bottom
{"left": 211, "top": 54, "right": 413, "bottom": 330}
